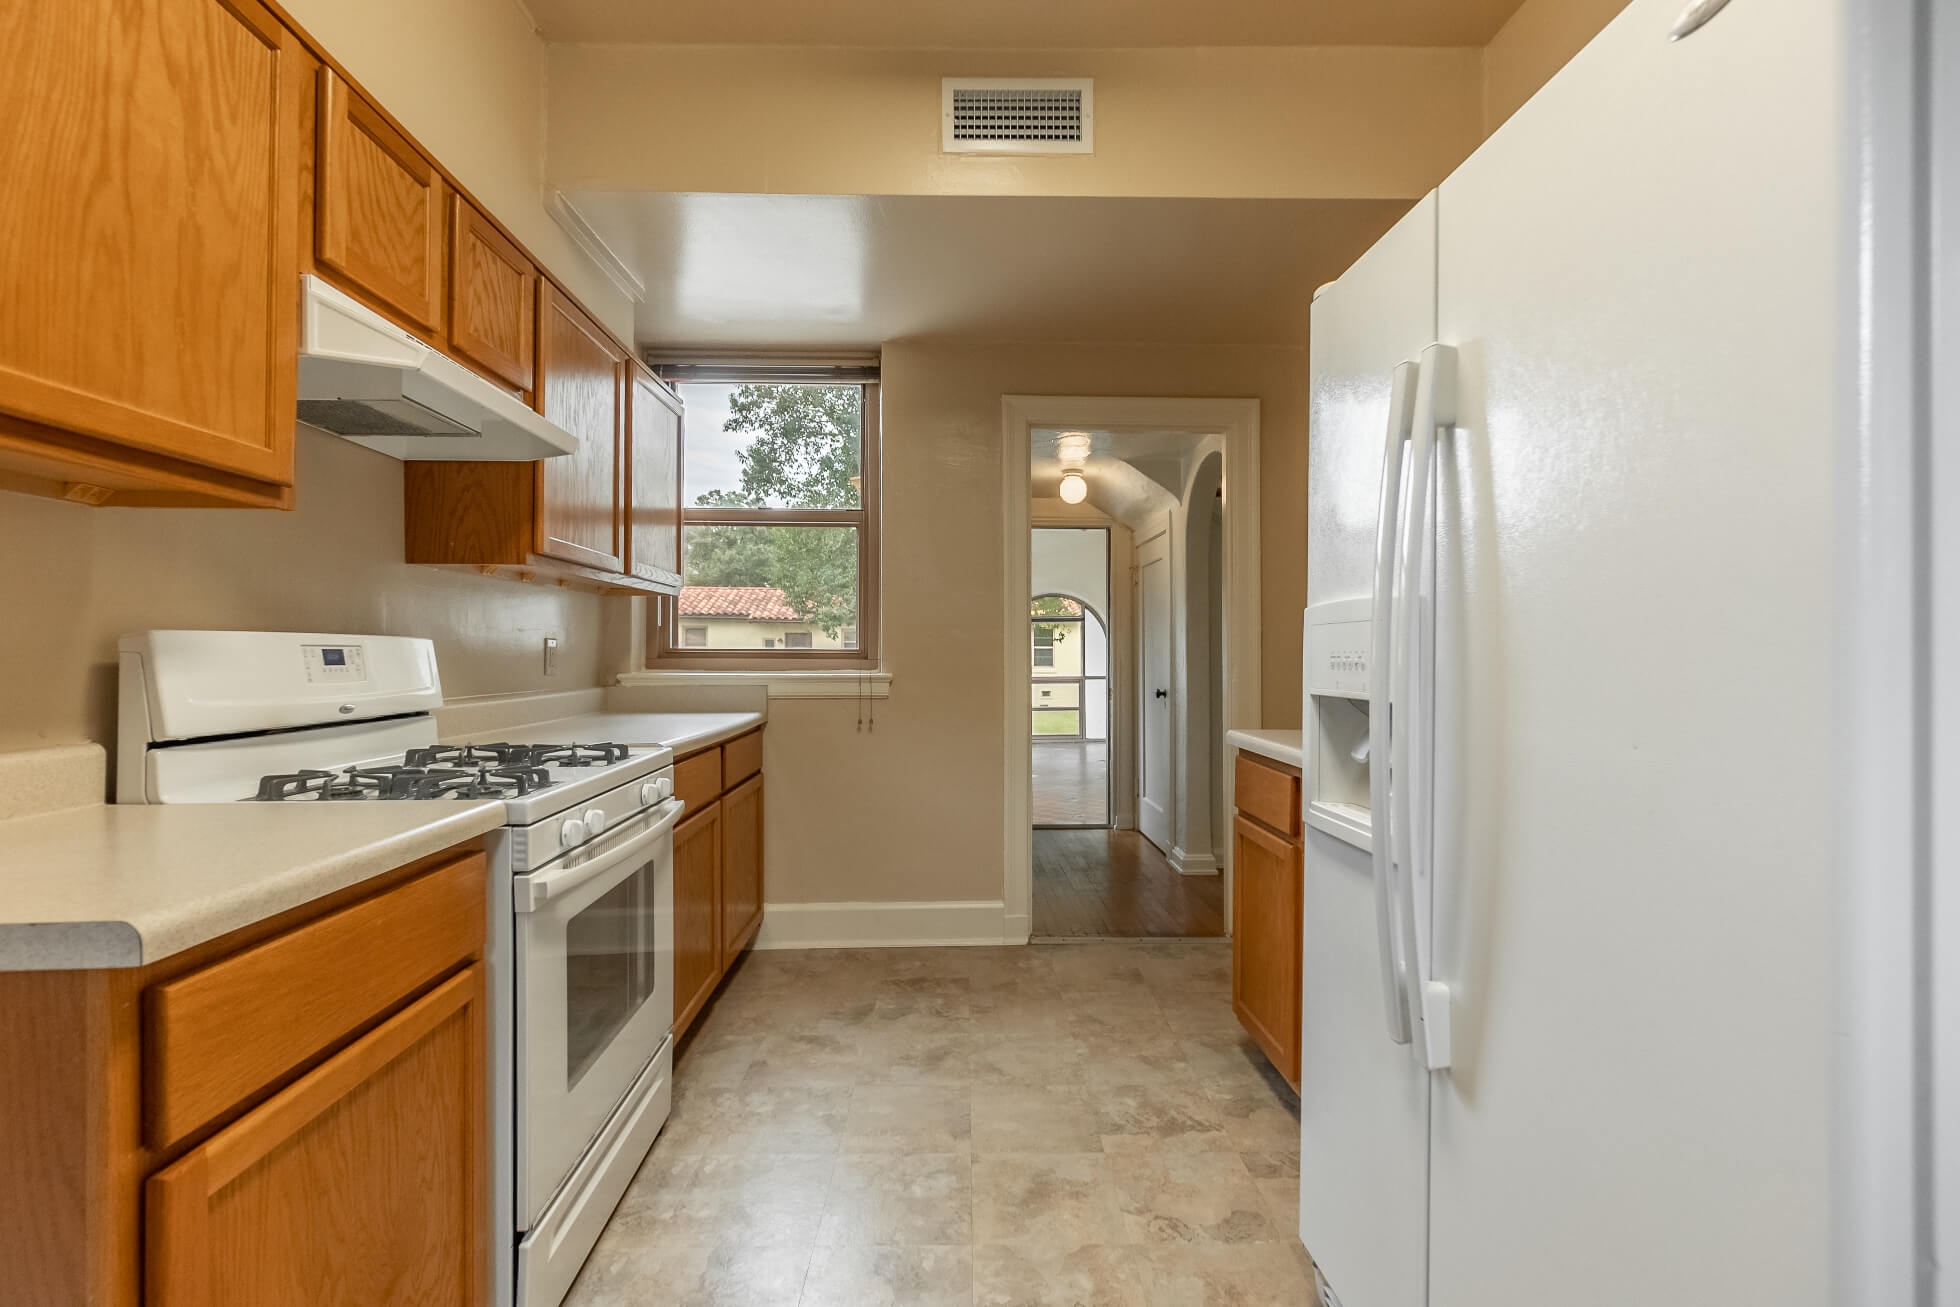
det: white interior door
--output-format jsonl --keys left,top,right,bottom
{"left": 1426, "top": 2, "right": 1836, "bottom": 1304}
{"left": 1300, "top": 191, "right": 1436, "bottom": 1307}
{"left": 1137, "top": 530, "right": 1173, "bottom": 853}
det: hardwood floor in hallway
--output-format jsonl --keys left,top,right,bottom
{"left": 1032, "top": 828, "right": 1224, "bottom": 938}
{"left": 1031, "top": 739, "right": 1108, "bottom": 826}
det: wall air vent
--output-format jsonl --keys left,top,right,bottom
{"left": 942, "top": 78, "right": 1093, "bottom": 155}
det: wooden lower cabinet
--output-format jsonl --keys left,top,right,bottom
{"left": 672, "top": 801, "right": 723, "bottom": 1038}
{"left": 0, "top": 843, "right": 488, "bottom": 1307}
{"left": 146, "top": 966, "right": 486, "bottom": 1306}
{"left": 670, "top": 728, "right": 767, "bottom": 1041}
{"left": 721, "top": 775, "right": 765, "bottom": 957}
{"left": 1231, "top": 751, "right": 1304, "bottom": 1090}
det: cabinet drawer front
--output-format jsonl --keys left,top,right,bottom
{"left": 0, "top": 0, "right": 300, "bottom": 485}
{"left": 449, "top": 196, "right": 536, "bottom": 393}
{"left": 145, "top": 852, "right": 485, "bottom": 1148}
{"left": 1234, "top": 752, "right": 1301, "bottom": 839}
{"left": 146, "top": 965, "right": 486, "bottom": 1306}
{"left": 722, "top": 728, "right": 763, "bottom": 789}
{"left": 674, "top": 747, "right": 723, "bottom": 815}
{"left": 315, "top": 70, "right": 446, "bottom": 334}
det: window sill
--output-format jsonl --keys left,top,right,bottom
{"left": 616, "top": 669, "right": 892, "bottom": 700}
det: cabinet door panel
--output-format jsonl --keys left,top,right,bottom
{"left": 1231, "top": 815, "right": 1302, "bottom": 1087}
{"left": 0, "top": 0, "right": 300, "bottom": 484}
{"left": 721, "top": 775, "right": 764, "bottom": 958}
{"left": 146, "top": 965, "right": 486, "bottom": 1307}
{"left": 316, "top": 70, "right": 445, "bottom": 334}
{"left": 449, "top": 197, "right": 536, "bottom": 393}
{"left": 535, "top": 286, "right": 626, "bottom": 573}
{"left": 672, "top": 803, "right": 722, "bottom": 1040}
{"left": 626, "top": 367, "right": 682, "bottom": 586}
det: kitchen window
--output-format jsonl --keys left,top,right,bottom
{"left": 646, "top": 364, "right": 881, "bottom": 668}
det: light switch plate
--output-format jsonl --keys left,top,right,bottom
{"left": 543, "top": 637, "right": 559, "bottom": 676}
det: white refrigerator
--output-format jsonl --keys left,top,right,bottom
{"left": 1301, "top": 1, "right": 1838, "bottom": 1304}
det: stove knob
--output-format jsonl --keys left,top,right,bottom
{"left": 583, "top": 807, "right": 608, "bottom": 836}
{"left": 656, "top": 776, "right": 674, "bottom": 801}
{"left": 558, "top": 817, "right": 586, "bottom": 848}
{"left": 639, "top": 781, "right": 658, "bottom": 806}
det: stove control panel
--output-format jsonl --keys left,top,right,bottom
{"left": 302, "top": 643, "right": 369, "bottom": 684}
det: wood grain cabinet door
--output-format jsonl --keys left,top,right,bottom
{"left": 1231, "top": 814, "right": 1303, "bottom": 1088}
{"left": 0, "top": 0, "right": 301, "bottom": 484}
{"left": 721, "top": 774, "right": 765, "bottom": 958}
{"left": 449, "top": 197, "right": 536, "bottom": 393}
{"left": 626, "top": 366, "right": 683, "bottom": 586}
{"left": 535, "top": 285, "right": 627, "bottom": 573}
{"left": 672, "top": 802, "right": 722, "bottom": 1040}
{"left": 315, "top": 69, "right": 446, "bottom": 335}
{"left": 146, "top": 965, "right": 487, "bottom": 1307}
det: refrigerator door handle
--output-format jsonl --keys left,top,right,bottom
{"left": 1396, "top": 342, "right": 1458, "bottom": 1072}
{"left": 1370, "top": 359, "right": 1420, "bottom": 1044}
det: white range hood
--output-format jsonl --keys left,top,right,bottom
{"left": 295, "top": 275, "right": 576, "bottom": 461}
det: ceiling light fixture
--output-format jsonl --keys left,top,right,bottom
{"left": 1056, "top": 432, "right": 1093, "bottom": 467}
{"left": 1059, "top": 471, "right": 1088, "bottom": 504}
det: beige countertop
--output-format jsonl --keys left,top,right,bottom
{"left": 451, "top": 710, "right": 765, "bottom": 757}
{"left": 0, "top": 800, "right": 506, "bottom": 972}
{"left": 1226, "top": 728, "right": 1306, "bottom": 769}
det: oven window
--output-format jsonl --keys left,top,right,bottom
{"left": 564, "top": 866, "right": 653, "bottom": 1088}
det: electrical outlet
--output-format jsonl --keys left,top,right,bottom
{"left": 543, "top": 637, "right": 559, "bottom": 676}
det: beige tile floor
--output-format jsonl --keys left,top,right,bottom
{"left": 565, "top": 940, "right": 1316, "bottom": 1307}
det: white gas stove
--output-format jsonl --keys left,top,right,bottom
{"left": 116, "top": 631, "right": 679, "bottom": 1307}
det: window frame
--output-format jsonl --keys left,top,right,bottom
{"left": 647, "top": 375, "right": 881, "bottom": 669}
{"left": 1030, "top": 598, "right": 1087, "bottom": 740}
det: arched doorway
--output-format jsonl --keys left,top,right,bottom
{"left": 1031, "top": 592, "right": 1110, "bottom": 825}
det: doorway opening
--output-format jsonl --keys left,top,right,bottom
{"left": 1020, "top": 421, "right": 1248, "bottom": 940}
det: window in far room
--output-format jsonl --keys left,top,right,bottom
{"left": 648, "top": 364, "right": 881, "bottom": 667}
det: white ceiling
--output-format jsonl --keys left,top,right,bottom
{"left": 524, "top": 0, "right": 1528, "bottom": 48}
{"left": 564, "top": 192, "right": 1408, "bottom": 349}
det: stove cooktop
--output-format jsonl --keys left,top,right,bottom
{"left": 250, "top": 742, "right": 636, "bottom": 802}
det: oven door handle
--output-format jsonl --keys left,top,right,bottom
{"left": 513, "top": 799, "right": 685, "bottom": 913}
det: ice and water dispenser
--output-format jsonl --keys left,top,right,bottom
{"left": 1303, "top": 598, "right": 1373, "bottom": 851}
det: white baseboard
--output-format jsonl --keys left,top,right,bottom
{"left": 753, "top": 899, "right": 1011, "bottom": 950}
{"left": 1170, "top": 847, "right": 1221, "bottom": 876}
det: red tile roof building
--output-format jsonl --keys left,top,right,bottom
{"left": 676, "top": 586, "right": 801, "bottom": 622}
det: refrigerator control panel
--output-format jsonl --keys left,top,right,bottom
{"left": 1305, "top": 598, "right": 1372, "bottom": 699}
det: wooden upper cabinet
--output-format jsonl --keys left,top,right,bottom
{"left": 0, "top": 0, "right": 301, "bottom": 503}
{"left": 146, "top": 966, "right": 487, "bottom": 1307}
{"left": 449, "top": 198, "right": 537, "bottom": 394}
{"left": 626, "top": 365, "right": 683, "bottom": 588}
{"left": 535, "top": 285, "right": 627, "bottom": 573}
{"left": 315, "top": 70, "right": 446, "bottom": 336}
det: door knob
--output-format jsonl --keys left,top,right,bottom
{"left": 1155, "top": 689, "right": 1168, "bottom": 699}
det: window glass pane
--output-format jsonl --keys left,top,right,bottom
{"left": 677, "top": 382, "right": 862, "bottom": 510}
{"left": 680, "top": 524, "right": 858, "bottom": 651}
{"left": 1031, "top": 619, "right": 1082, "bottom": 676}
{"left": 1033, "top": 709, "right": 1081, "bottom": 737}
{"left": 1032, "top": 682, "right": 1081, "bottom": 709}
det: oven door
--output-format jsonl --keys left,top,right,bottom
{"left": 513, "top": 797, "right": 680, "bottom": 1226}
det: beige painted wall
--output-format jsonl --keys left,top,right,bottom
{"left": 1482, "top": 0, "right": 1634, "bottom": 132}
{"left": 757, "top": 337, "right": 1307, "bottom": 906}
{"left": 280, "top": 0, "right": 635, "bottom": 341}
{"left": 0, "top": 431, "right": 608, "bottom": 768}
{"left": 547, "top": 44, "right": 1484, "bottom": 201}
